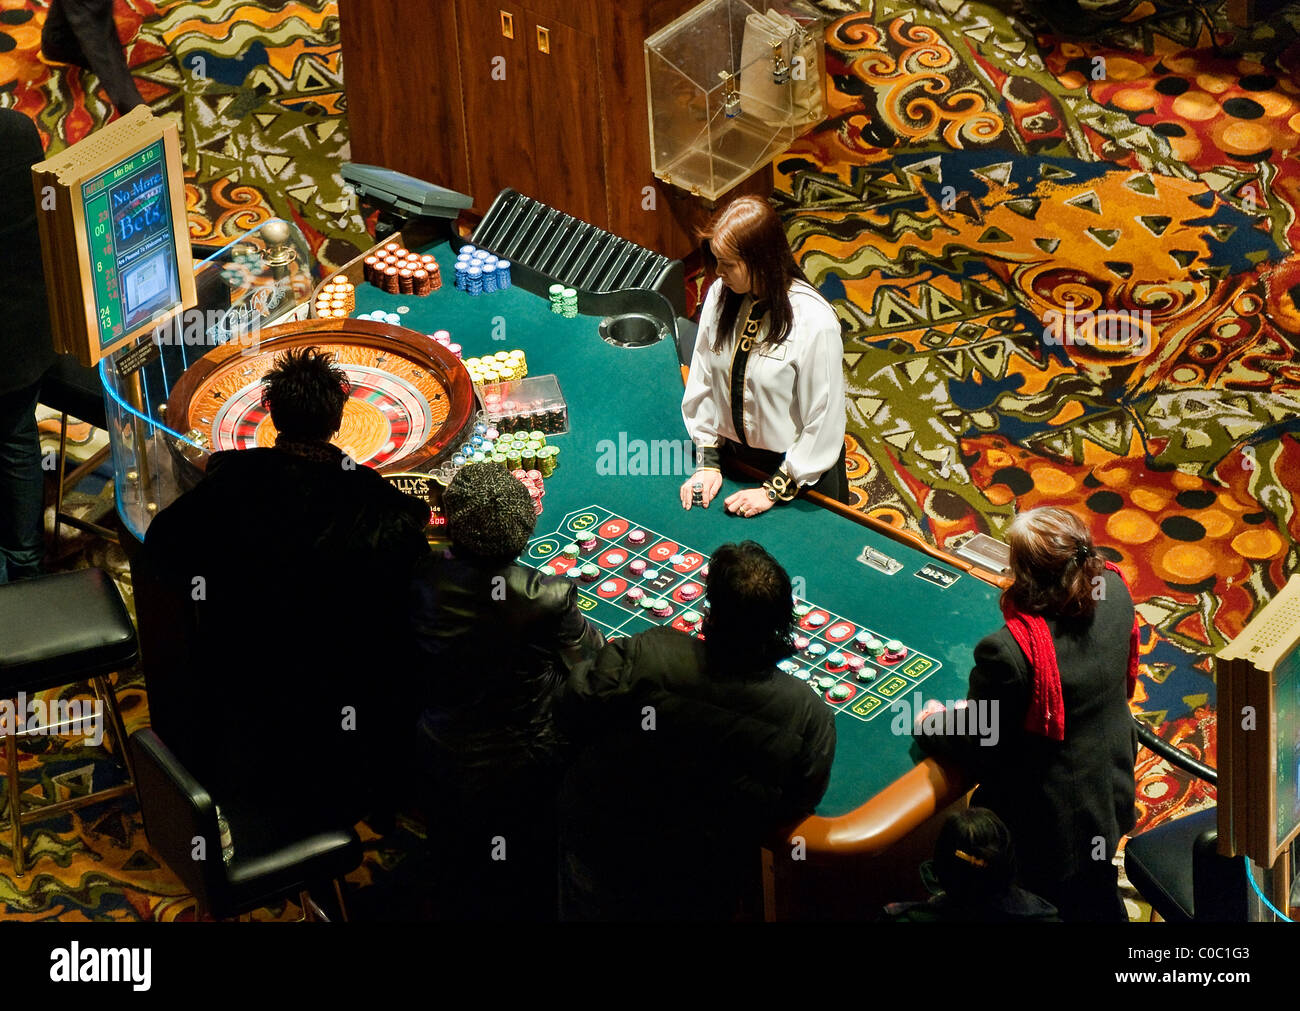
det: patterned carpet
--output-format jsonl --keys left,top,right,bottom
{"left": 3, "top": 0, "right": 1293, "bottom": 919}
{"left": 0, "top": 0, "right": 369, "bottom": 271}
{"left": 778, "top": 0, "right": 1300, "bottom": 858}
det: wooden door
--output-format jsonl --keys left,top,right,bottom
{"left": 523, "top": 11, "right": 607, "bottom": 227}
{"left": 456, "top": 0, "right": 537, "bottom": 211}
{"left": 340, "top": 0, "right": 469, "bottom": 194}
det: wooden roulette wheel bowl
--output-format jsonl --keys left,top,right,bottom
{"left": 164, "top": 318, "right": 477, "bottom": 487}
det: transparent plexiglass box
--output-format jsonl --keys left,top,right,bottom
{"left": 646, "top": 0, "right": 825, "bottom": 200}
{"left": 99, "top": 219, "right": 314, "bottom": 541}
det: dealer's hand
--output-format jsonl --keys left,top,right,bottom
{"left": 681, "top": 470, "right": 723, "bottom": 510}
{"left": 724, "top": 487, "right": 773, "bottom": 519}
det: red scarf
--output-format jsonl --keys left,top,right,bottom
{"left": 1001, "top": 560, "right": 1140, "bottom": 742}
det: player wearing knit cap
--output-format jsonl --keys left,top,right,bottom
{"left": 441, "top": 461, "right": 537, "bottom": 560}
{"left": 410, "top": 462, "right": 604, "bottom": 920}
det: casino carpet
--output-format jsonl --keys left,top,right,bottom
{"left": 774, "top": 0, "right": 1300, "bottom": 858}
{"left": 0, "top": 0, "right": 370, "bottom": 273}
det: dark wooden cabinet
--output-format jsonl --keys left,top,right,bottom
{"left": 341, "top": 0, "right": 770, "bottom": 259}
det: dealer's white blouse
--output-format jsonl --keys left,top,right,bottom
{"left": 681, "top": 277, "right": 846, "bottom": 488}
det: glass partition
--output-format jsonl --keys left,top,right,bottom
{"left": 98, "top": 219, "right": 314, "bottom": 541}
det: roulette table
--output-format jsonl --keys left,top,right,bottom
{"left": 152, "top": 234, "right": 1008, "bottom": 915}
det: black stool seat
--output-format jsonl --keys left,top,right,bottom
{"left": 0, "top": 568, "right": 137, "bottom": 691}
{"left": 2, "top": 567, "right": 139, "bottom": 874}
{"left": 38, "top": 354, "right": 108, "bottom": 431}
{"left": 1124, "top": 807, "right": 1247, "bottom": 922}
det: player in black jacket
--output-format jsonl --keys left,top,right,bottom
{"left": 410, "top": 462, "right": 605, "bottom": 920}
{"left": 914, "top": 506, "right": 1139, "bottom": 921}
{"left": 557, "top": 540, "right": 837, "bottom": 920}
{"left": 134, "top": 348, "right": 432, "bottom": 847}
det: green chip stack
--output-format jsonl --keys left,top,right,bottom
{"left": 537, "top": 444, "right": 558, "bottom": 477}
{"left": 529, "top": 430, "right": 546, "bottom": 448}
{"left": 549, "top": 283, "right": 565, "bottom": 315}
{"left": 561, "top": 287, "right": 578, "bottom": 318}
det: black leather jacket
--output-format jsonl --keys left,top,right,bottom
{"left": 410, "top": 553, "right": 604, "bottom": 789}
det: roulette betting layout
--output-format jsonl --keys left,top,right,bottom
{"left": 164, "top": 318, "right": 477, "bottom": 477}
{"left": 524, "top": 505, "right": 944, "bottom": 724}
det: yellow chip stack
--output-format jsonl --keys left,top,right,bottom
{"left": 315, "top": 275, "right": 357, "bottom": 318}
{"left": 464, "top": 349, "right": 528, "bottom": 386}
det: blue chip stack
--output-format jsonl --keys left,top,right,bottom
{"left": 457, "top": 247, "right": 512, "bottom": 296}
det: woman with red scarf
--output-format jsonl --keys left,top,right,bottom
{"left": 914, "top": 506, "right": 1140, "bottom": 922}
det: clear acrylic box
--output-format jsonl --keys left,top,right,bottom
{"left": 645, "top": 0, "right": 825, "bottom": 200}
{"left": 98, "top": 219, "right": 314, "bottom": 541}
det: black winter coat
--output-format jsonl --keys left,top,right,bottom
{"left": 0, "top": 110, "right": 55, "bottom": 395}
{"left": 557, "top": 626, "right": 836, "bottom": 917}
{"left": 134, "top": 445, "right": 432, "bottom": 828}
{"left": 916, "top": 567, "right": 1138, "bottom": 890}
{"left": 409, "top": 555, "right": 605, "bottom": 795}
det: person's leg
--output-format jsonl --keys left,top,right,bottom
{"left": 1033, "top": 861, "right": 1128, "bottom": 923}
{"left": 41, "top": 0, "right": 145, "bottom": 114}
{"left": 0, "top": 382, "right": 47, "bottom": 584}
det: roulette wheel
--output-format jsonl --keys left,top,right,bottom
{"left": 164, "top": 318, "right": 477, "bottom": 486}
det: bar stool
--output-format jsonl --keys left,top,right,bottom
{"left": 0, "top": 568, "right": 138, "bottom": 874}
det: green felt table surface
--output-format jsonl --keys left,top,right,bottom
{"left": 354, "top": 241, "right": 1004, "bottom": 819}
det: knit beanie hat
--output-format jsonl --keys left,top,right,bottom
{"left": 443, "top": 462, "right": 535, "bottom": 560}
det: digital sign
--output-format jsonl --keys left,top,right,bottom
{"left": 81, "top": 139, "right": 182, "bottom": 353}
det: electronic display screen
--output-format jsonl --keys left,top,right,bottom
{"left": 80, "top": 138, "right": 182, "bottom": 350}
{"left": 1276, "top": 646, "right": 1300, "bottom": 849}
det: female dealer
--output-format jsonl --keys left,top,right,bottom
{"left": 679, "top": 197, "right": 847, "bottom": 518}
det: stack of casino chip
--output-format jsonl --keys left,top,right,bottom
{"left": 548, "top": 285, "right": 579, "bottom": 317}
{"left": 513, "top": 468, "right": 545, "bottom": 516}
{"left": 314, "top": 276, "right": 356, "bottom": 318}
{"left": 464, "top": 349, "right": 529, "bottom": 387}
{"left": 455, "top": 246, "right": 509, "bottom": 296}
{"left": 363, "top": 244, "right": 440, "bottom": 296}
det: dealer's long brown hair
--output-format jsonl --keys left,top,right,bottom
{"left": 700, "top": 196, "right": 810, "bottom": 353}
{"left": 1003, "top": 507, "right": 1107, "bottom": 618}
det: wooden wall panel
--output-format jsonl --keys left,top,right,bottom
{"left": 340, "top": 0, "right": 470, "bottom": 194}
{"left": 525, "top": 15, "right": 607, "bottom": 226}
{"left": 457, "top": 0, "right": 538, "bottom": 209}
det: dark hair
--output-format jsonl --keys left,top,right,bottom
{"left": 443, "top": 462, "right": 536, "bottom": 562}
{"left": 932, "top": 807, "right": 1017, "bottom": 904}
{"left": 1002, "top": 506, "right": 1106, "bottom": 618}
{"left": 702, "top": 541, "right": 795, "bottom": 676}
{"left": 260, "top": 346, "right": 349, "bottom": 442}
{"left": 701, "top": 196, "right": 810, "bottom": 354}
